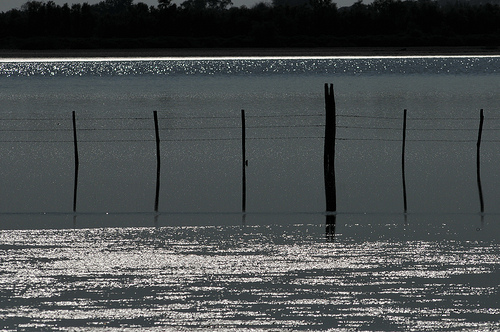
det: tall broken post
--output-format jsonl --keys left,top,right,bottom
{"left": 324, "top": 84, "right": 336, "bottom": 239}
{"left": 324, "top": 83, "right": 336, "bottom": 212}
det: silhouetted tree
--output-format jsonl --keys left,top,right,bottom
{"left": 181, "top": 0, "right": 232, "bottom": 10}
{"left": 98, "top": 0, "right": 134, "bottom": 14}
{"left": 0, "top": 0, "right": 499, "bottom": 49}
{"left": 158, "top": 0, "right": 174, "bottom": 10}
{"left": 272, "top": 0, "right": 309, "bottom": 7}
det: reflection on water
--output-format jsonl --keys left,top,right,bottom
{"left": 0, "top": 220, "right": 498, "bottom": 331}
{"left": 325, "top": 214, "right": 336, "bottom": 240}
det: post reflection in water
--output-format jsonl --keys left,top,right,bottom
{"left": 326, "top": 214, "right": 336, "bottom": 240}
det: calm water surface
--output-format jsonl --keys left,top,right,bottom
{"left": 0, "top": 56, "right": 499, "bottom": 330}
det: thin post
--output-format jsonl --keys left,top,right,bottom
{"left": 154, "top": 111, "right": 161, "bottom": 213}
{"left": 72, "top": 111, "right": 79, "bottom": 213}
{"left": 324, "top": 83, "right": 336, "bottom": 212}
{"left": 402, "top": 109, "right": 407, "bottom": 213}
{"left": 477, "top": 109, "right": 484, "bottom": 213}
{"left": 242, "top": 109, "right": 246, "bottom": 213}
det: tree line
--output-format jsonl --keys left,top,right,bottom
{"left": 0, "top": 0, "right": 499, "bottom": 50}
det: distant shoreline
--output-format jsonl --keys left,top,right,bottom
{"left": 1, "top": 46, "right": 500, "bottom": 59}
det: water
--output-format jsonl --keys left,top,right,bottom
{"left": 1, "top": 219, "right": 499, "bottom": 331}
{"left": 0, "top": 56, "right": 499, "bottom": 330}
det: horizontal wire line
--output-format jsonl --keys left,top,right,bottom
{"left": 337, "top": 114, "right": 487, "bottom": 121}
{"left": 337, "top": 115, "right": 400, "bottom": 120}
{"left": 76, "top": 117, "right": 151, "bottom": 121}
{"left": 0, "top": 129, "right": 73, "bottom": 132}
{"left": 0, "top": 116, "right": 492, "bottom": 124}
{"left": 157, "top": 114, "right": 323, "bottom": 120}
{"left": 161, "top": 125, "right": 323, "bottom": 130}
{"left": 337, "top": 138, "right": 400, "bottom": 141}
{"left": 0, "top": 128, "right": 152, "bottom": 132}
{"left": 0, "top": 115, "right": 321, "bottom": 122}
{"left": 408, "top": 127, "right": 492, "bottom": 131}
{"left": 0, "top": 118, "right": 70, "bottom": 121}
{"left": 158, "top": 116, "right": 236, "bottom": 119}
{"left": 2, "top": 114, "right": 494, "bottom": 122}
{"left": 0, "top": 140, "right": 154, "bottom": 143}
{"left": 1, "top": 114, "right": 498, "bottom": 143}
{"left": 0, "top": 124, "right": 325, "bottom": 132}
{"left": 0, "top": 137, "right": 321, "bottom": 143}
{"left": 337, "top": 126, "right": 499, "bottom": 131}
{"left": 246, "top": 114, "right": 323, "bottom": 118}
{"left": 1, "top": 126, "right": 489, "bottom": 132}
{"left": 0, "top": 117, "right": 152, "bottom": 121}
{"left": 336, "top": 138, "right": 492, "bottom": 142}
{"left": 408, "top": 118, "right": 479, "bottom": 120}
{"left": 2, "top": 125, "right": 495, "bottom": 132}
{"left": 5, "top": 137, "right": 500, "bottom": 143}
{"left": 248, "top": 136, "right": 321, "bottom": 140}
{"left": 250, "top": 124, "right": 323, "bottom": 128}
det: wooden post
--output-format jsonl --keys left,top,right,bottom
{"left": 72, "top": 111, "right": 79, "bottom": 213}
{"left": 242, "top": 109, "right": 246, "bottom": 213}
{"left": 324, "top": 83, "right": 336, "bottom": 212}
{"left": 154, "top": 111, "right": 161, "bottom": 213}
{"left": 477, "top": 109, "right": 484, "bottom": 213}
{"left": 402, "top": 109, "right": 407, "bottom": 214}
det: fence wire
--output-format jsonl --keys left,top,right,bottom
{"left": 0, "top": 111, "right": 498, "bottom": 143}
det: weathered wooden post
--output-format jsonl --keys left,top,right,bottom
{"left": 242, "top": 109, "right": 247, "bottom": 213}
{"left": 324, "top": 84, "right": 336, "bottom": 240}
{"left": 402, "top": 109, "right": 407, "bottom": 214}
{"left": 324, "top": 83, "right": 336, "bottom": 212}
{"left": 154, "top": 111, "right": 161, "bottom": 213}
{"left": 477, "top": 109, "right": 484, "bottom": 214}
{"left": 72, "top": 111, "right": 79, "bottom": 213}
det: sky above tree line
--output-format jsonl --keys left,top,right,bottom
{"left": 0, "top": 0, "right": 362, "bottom": 13}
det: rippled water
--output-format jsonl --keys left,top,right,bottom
{"left": 1, "top": 217, "right": 499, "bottom": 331}
{"left": 0, "top": 56, "right": 499, "bottom": 330}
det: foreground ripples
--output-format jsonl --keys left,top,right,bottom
{"left": 0, "top": 223, "right": 499, "bottom": 331}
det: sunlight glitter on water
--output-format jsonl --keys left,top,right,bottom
{"left": 2, "top": 56, "right": 500, "bottom": 77}
{"left": 1, "top": 223, "right": 498, "bottom": 330}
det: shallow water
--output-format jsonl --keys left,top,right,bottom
{"left": 0, "top": 57, "right": 499, "bottom": 330}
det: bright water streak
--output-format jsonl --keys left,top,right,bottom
{"left": 1, "top": 219, "right": 499, "bottom": 331}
